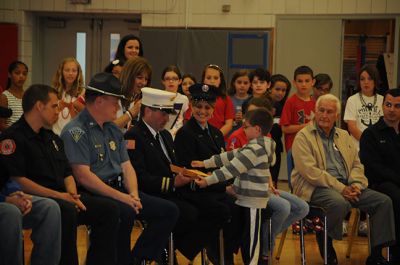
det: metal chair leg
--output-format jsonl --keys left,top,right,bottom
{"left": 323, "top": 215, "right": 328, "bottom": 265}
{"left": 299, "top": 219, "right": 306, "bottom": 265}
{"left": 168, "top": 233, "right": 174, "bottom": 265}
{"left": 268, "top": 217, "right": 272, "bottom": 265}
{"left": 346, "top": 208, "right": 360, "bottom": 258}
{"left": 201, "top": 248, "right": 207, "bottom": 265}
{"left": 367, "top": 213, "right": 372, "bottom": 256}
{"left": 386, "top": 247, "right": 390, "bottom": 262}
{"left": 275, "top": 229, "right": 288, "bottom": 260}
{"left": 219, "top": 229, "right": 225, "bottom": 265}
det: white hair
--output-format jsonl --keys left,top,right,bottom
{"left": 315, "top": 94, "right": 341, "bottom": 114}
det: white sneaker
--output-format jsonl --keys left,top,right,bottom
{"left": 358, "top": 221, "right": 368, "bottom": 237}
{"left": 342, "top": 220, "right": 348, "bottom": 236}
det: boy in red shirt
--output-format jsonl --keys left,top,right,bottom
{"left": 280, "top": 65, "right": 315, "bottom": 185}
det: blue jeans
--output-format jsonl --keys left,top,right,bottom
{"left": 0, "top": 196, "right": 61, "bottom": 265}
{"left": 262, "top": 190, "right": 309, "bottom": 255}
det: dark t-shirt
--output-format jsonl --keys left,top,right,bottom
{"left": 0, "top": 116, "right": 71, "bottom": 191}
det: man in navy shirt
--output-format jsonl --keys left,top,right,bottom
{"left": 360, "top": 88, "right": 400, "bottom": 263}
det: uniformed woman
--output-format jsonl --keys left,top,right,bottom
{"left": 174, "top": 84, "right": 243, "bottom": 265}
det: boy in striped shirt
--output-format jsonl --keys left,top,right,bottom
{"left": 192, "top": 108, "right": 274, "bottom": 265}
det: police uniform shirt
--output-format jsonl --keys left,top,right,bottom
{"left": 60, "top": 108, "right": 129, "bottom": 182}
{"left": 0, "top": 116, "right": 71, "bottom": 191}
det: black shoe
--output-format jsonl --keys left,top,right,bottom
{"left": 366, "top": 256, "right": 391, "bottom": 265}
{"left": 257, "top": 255, "right": 268, "bottom": 265}
{"left": 315, "top": 232, "right": 338, "bottom": 265}
{"left": 131, "top": 257, "right": 148, "bottom": 265}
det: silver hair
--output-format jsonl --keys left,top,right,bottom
{"left": 315, "top": 94, "right": 341, "bottom": 114}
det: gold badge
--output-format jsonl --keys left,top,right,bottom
{"left": 109, "top": 140, "right": 116, "bottom": 151}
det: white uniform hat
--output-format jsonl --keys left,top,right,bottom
{"left": 141, "top": 87, "right": 177, "bottom": 113}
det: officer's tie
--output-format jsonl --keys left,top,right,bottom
{"left": 155, "top": 133, "right": 171, "bottom": 163}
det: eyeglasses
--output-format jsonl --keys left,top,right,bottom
{"left": 164, "top": 77, "right": 179, "bottom": 82}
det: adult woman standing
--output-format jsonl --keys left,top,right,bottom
{"left": 174, "top": 84, "right": 242, "bottom": 265}
{"left": 114, "top": 57, "right": 152, "bottom": 130}
{"left": 114, "top": 34, "right": 144, "bottom": 63}
{"left": 0, "top": 61, "right": 28, "bottom": 131}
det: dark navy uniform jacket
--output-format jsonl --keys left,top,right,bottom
{"left": 125, "top": 119, "right": 176, "bottom": 196}
{"left": 174, "top": 116, "right": 228, "bottom": 192}
{"left": 0, "top": 116, "right": 71, "bottom": 192}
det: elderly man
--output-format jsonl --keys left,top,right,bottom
{"left": 291, "top": 94, "right": 395, "bottom": 265}
{"left": 360, "top": 88, "right": 400, "bottom": 262}
{"left": 61, "top": 73, "right": 179, "bottom": 265}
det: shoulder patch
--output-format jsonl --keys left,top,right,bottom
{"left": 69, "top": 127, "right": 85, "bottom": 143}
{"left": 0, "top": 139, "right": 16, "bottom": 155}
{"left": 126, "top": 140, "right": 135, "bottom": 150}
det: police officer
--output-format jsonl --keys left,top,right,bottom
{"left": 61, "top": 73, "right": 179, "bottom": 265}
{"left": 0, "top": 84, "right": 119, "bottom": 265}
{"left": 174, "top": 84, "right": 243, "bottom": 265}
{"left": 125, "top": 87, "right": 224, "bottom": 261}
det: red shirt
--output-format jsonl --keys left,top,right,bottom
{"left": 226, "top": 127, "right": 271, "bottom": 151}
{"left": 280, "top": 94, "right": 315, "bottom": 152}
{"left": 208, "top": 96, "right": 235, "bottom": 129}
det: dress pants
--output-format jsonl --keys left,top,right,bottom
{"left": 113, "top": 191, "right": 179, "bottom": 265}
{"left": 168, "top": 194, "right": 223, "bottom": 260}
{"left": 52, "top": 192, "right": 119, "bottom": 265}
{"left": 310, "top": 187, "right": 395, "bottom": 247}
{"left": 373, "top": 181, "right": 400, "bottom": 260}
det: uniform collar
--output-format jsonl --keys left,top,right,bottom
{"left": 142, "top": 119, "right": 157, "bottom": 138}
{"left": 375, "top": 116, "right": 390, "bottom": 131}
{"left": 80, "top": 108, "right": 101, "bottom": 129}
{"left": 18, "top": 116, "right": 47, "bottom": 139}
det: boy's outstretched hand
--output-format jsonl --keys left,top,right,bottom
{"left": 195, "top": 177, "right": 208, "bottom": 188}
{"left": 191, "top": 160, "right": 204, "bottom": 168}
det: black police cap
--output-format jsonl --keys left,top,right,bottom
{"left": 189, "top": 83, "right": 218, "bottom": 102}
{"left": 86, "top": 72, "right": 125, "bottom": 99}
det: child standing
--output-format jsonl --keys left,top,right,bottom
{"left": 51, "top": 57, "right": 85, "bottom": 135}
{"left": 344, "top": 65, "right": 383, "bottom": 149}
{"left": 0, "top": 61, "right": 28, "bottom": 131}
{"left": 312, "top": 73, "right": 333, "bottom": 101}
{"left": 161, "top": 65, "right": 189, "bottom": 138}
{"left": 228, "top": 70, "right": 251, "bottom": 134}
{"left": 192, "top": 108, "right": 275, "bottom": 265}
{"left": 280, "top": 65, "right": 315, "bottom": 182}
{"left": 181, "top": 73, "right": 196, "bottom": 98}
{"left": 242, "top": 68, "right": 271, "bottom": 112}
{"left": 202, "top": 64, "right": 235, "bottom": 137}
{"left": 267, "top": 74, "right": 291, "bottom": 188}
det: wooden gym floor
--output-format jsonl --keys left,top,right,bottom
{"left": 23, "top": 181, "right": 374, "bottom": 265}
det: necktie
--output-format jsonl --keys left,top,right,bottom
{"left": 155, "top": 133, "right": 171, "bottom": 162}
